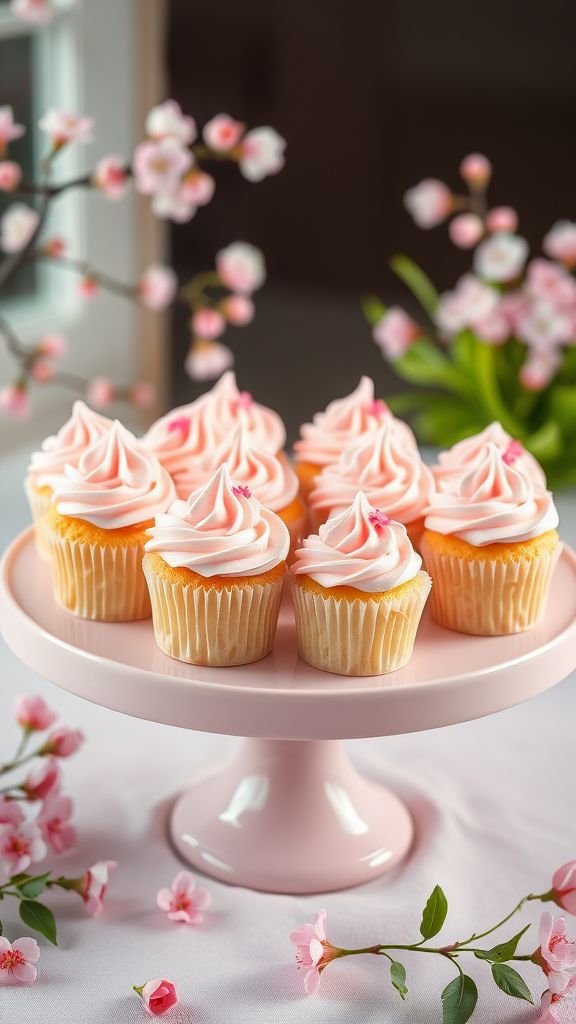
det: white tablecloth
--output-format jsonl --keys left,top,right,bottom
{"left": 0, "top": 445, "right": 575, "bottom": 1024}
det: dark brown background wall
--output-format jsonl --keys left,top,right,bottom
{"left": 167, "top": 0, "right": 576, "bottom": 442}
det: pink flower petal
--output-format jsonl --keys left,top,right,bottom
{"left": 156, "top": 888, "right": 173, "bottom": 911}
{"left": 12, "top": 937, "right": 39, "bottom": 962}
{"left": 303, "top": 968, "right": 321, "bottom": 995}
{"left": 172, "top": 870, "right": 197, "bottom": 896}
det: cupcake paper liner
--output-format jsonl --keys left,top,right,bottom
{"left": 291, "top": 570, "right": 431, "bottom": 676}
{"left": 143, "top": 558, "right": 285, "bottom": 667}
{"left": 421, "top": 539, "right": 560, "bottom": 636}
{"left": 25, "top": 478, "right": 53, "bottom": 561}
{"left": 49, "top": 532, "right": 151, "bottom": 621}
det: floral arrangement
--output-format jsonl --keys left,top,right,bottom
{"left": 364, "top": 153, "right": 576, "bottom": 486}
{"left": 0, "top": 692, "right": 115, "bottom": 976}
{"left": 290, "top": 868, "right": 576, "bottom": 1024}
{"left": 0, "top": 76, "right": 284, "bottom": 418}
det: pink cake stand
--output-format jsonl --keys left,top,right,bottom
{"left": 2, "top": 528, "right": 576, "bottom": 894}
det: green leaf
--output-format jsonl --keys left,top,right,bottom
{"left": 441, "top": 974, "right": 478, "bottom": 1024}
{"left": 390, "top": 254, "right": 439, "bottom": 315}
{"left": 0, "top": 919, "right": 3, "bottom": 935}
{"left": 525, "top": 419, "right": 563, "bottom": 461}
{"left": 390, "top": 960, "right": 408, "bottom": 1000}
{"left": 9, "top": 873, "right": 30, "bottom": 885}
{"left": 491, "top": 963, "right": 533, "bottom": 1003}
{"left": 474, "top": 925, "right": 531, "bottom": 963}
{"left": 420, "top": 884, "right": 448, "bottom": 940}
{"left": 19, "top": 900, "right": 58, "bottom": 945}
{"left": 412, "top": 404, "right": 484, "bottom": 447}
{"left": 17, "top": 872, "right": 52, "bottom": 899}
{"left": 550, "top": 386, "right": 576, "bottom": 436}
{"left": 394, "top": 340, "right": 477, "bottom": 401}
{"left": 361, "top": 294, "right": 387, "bottom": 327}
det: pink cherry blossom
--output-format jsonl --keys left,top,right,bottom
{"left": 0, "top": 203, "right": 39, "bottom": 253}
{"left": 0, "top": 796, "right": 23, "bottom": 828}
{"left": 404, "top": 178, "right": 452, "bottom": 228}
{"left": 38, "top": 333, "right": 67, "bottom": 359}
{"left": 203, "top": 113, "right": 245, "bottom": 151}
{"left": 0, "top": 106, "right": 25, "bottom": 152}
{"left": 460, "top": 153, "right": 492, "bottom": 187}
{"left": 192, "top": 308, "right": 226, "bottom": 339}
{"left": 38, "top": 794, "right": 76, "bottom": 854}
{"left": 435, "top": 275, "right": 500, "bottom": 337}
{"left": 42, "top": 236, "right": 66, "bottom": 258}
{"left": 31, "top": 359, "right": 55, "bottom": 383}
{"left": 373, "top": 306, "right": 420, "bottom": 359}
{"left": 133, "top": 137, "right": 192, "bottom": 196}
{"left": 449, "top": 213, "right": 484, "bottom": 249}
{"left": 526, "top": 259, "right": 576, "bottom": 308}
{"left": 474, "top": 232, "right": 529, "bottom": 282}
{"left": 42, "top": 725, "right": 84, "bottom": 758}
{"left": 79, "top": 860, "right": 117, "bottom": 917}
{"left": 180, "top": 170, "right": 215, "bottom": 206}
{"left": 520, "top": 350, "right": 561, "bottom": 391}
{"left": 222, "top": 294, "right": 255, "bottom": 325}
{"left": 0, "top": 385, "right": 29, "bottom": 420}
{"left": 151, "top": 186, "right": 197, "bottom": 223}
{"left": 0, "top": 821, "right": 46, "bottom": 875}
{"left": 473, "top": 309, "right": 510, "bottom": 345}
{"left": 77, "top": 277, "right": 98, "bottom": 301}
{"left": 38, "top": 110, "right": 93, "bottom": 147}
{"left": 216, "top": 241, "right": 265, "bottom": 294}
{"left": 185, "top": 339, "right": 234, "bottom": 381}
{"left": 14, "top": 694, "right": 57, "bottom": 731}
{"left": 541, "top": 977, "right": 576, "bottom": 1022}
{"left": 516, "top": 299, "right": 573, "bottom": 350}
{"left": 139, "top": 264, "right": 177, "bottom": 310}
{"left": 239, "top": 126, "right": 286, "bottom": 182}
{"left": 138, "top": 978, "right": 178, "bottom": 1017}
{"left": 0, "top": 937, "right": 39, "bottom": 984}
{"left": 22, "top": 757, "right": 60, "bottom": 801}
{"left": 0, "top": 161, "right": 22, "bottom": 192}
{"left": 87, "top": 377, "right": 116, "bottom": 408}
{"left": 553, "top": 863, "right": 576, "bottom": 916}
{"left": 538, "top": 913, "right": 576, "bottom": 995}
{"left": 131, "top": 381, "right": 156, "bottom": 409}
{"left": 289, "top": 909, "right": 340, "bottom": 994}
{"left": 487, "top": 206, "right": 518, "bottom": 233}
{"left": 543, "top": 221, "right": 576, "bottom": 268}
{"left": 93, "top": 155, "right": 129, "bottom": 200}
{"left": 145, "top": 100, "right": 196, "bottom": 146}
{"left": 156, "top": 870, "right": 211, "bottom": 925}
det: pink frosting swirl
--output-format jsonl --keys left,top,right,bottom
{"left": 294, "top": 375, "right": 417, "bottom": 467}
{"left": 145, "top": 464, "right": 290, "bottom": 577}
{"left": 52, "top": 421, "right": 176, "bottom": 529}
{"left": 205, "top": 425, "right": 299, "bottom": 510}
{"left": 433, "top": 421, "right": 546, "bottom": 492}
{"left": 424, "top": 443, "right": 558, "bottom": 545}
{"left": 27, "top": 401, "right": 112, "bottom": 485}
{"left": 143, "top": 372, "right": 286, "bottom": 491}
{"left": 309, "top": 420, "right": 435, "bottom": 523}
{"left": 293, "top": 492, "right": 423, "bottom": 593}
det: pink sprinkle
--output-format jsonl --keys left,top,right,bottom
{"left": 369, "top": 509, "right": 391, "bottom": 530}
{"left": 367, "top": 399, "right": 389, "bottom": 417}
{"left": 233, "top": 484, "right": 251, "bottom": 498}
{"left": 502, "top": 439, "right": 523, "bottom": 465}
{"left": 168, "top": 416, "right": 190, "bottom": 434}
{"left": 235, "top": 391, "right": 253, "bottom": 410}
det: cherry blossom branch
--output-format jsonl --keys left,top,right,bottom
{"left": 291, "top": 875, "right": 576, "bottom": 1022}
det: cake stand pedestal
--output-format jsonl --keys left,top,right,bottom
{"left": 2, "top": 529, "right": 576, "bottom": 894}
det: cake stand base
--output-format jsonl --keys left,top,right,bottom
{"left": 170, "top": 738, "right": 413, "bottom": 893}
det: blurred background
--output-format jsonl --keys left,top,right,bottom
{"left": 1, "top": 0, "right": 576, "bottom": 447}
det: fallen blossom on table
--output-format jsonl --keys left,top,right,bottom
{"left": 0, "top": 936, "right": 39, "bottom": 984}
{"left": 133, "top": 978, "right": 178, "bottom": 1017}
{"left": 156, "top": 870, "right": 211, "bottom": 925}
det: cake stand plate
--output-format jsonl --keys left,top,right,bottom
{"left": 2, "top": 529, "right": 576, "bottom": 893}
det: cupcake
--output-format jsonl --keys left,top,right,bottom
{"left": 293, "top": 376, "right": 417, "bottom": 499}
{"left": 433, "top": 421, "right": 546, "bottom": 493}
{"left": 143, "top": 464, "right": 290, "bottom": 667}
{"left": 143, "top": 371, "right": 286, "bottom": 496}
{"left": 25, "top": 401, "right": 111, "bottom": 559}
{"left": 422, "top": 443, "right": 560, "bottom": 635}
{"left": 308, "top": 420, "right": 434, "bottom": 548}
{"left": 46, "top": 421, "right": 176, "bottom": 621}
{"left": 292, "top": 492, "right": 431, "bottom": 676}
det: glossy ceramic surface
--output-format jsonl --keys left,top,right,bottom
{"left": 2, "top": 530, "right": 575, "bottom": 893}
